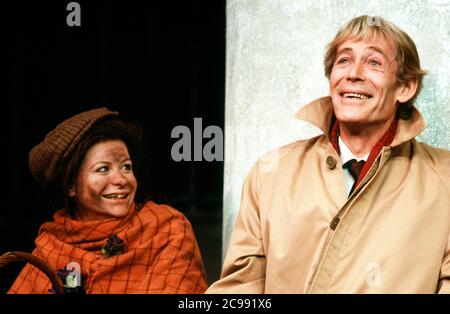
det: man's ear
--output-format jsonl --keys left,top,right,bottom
{"left": 397, "top": 78, "right": 418, "bottom": 103}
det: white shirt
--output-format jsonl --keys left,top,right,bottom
{"left": 339, "top": 136, "right": 369, "bottom": 196}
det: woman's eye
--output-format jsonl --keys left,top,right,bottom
{"left": 369, "top": 60, "right": 381, "bottom": 66}
{"left": 96, "top": 166, "right": 109, "bottom": 173}
{"left": 122, "top": 163, "right": 132, "bottom": 171}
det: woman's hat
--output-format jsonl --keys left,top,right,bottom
{"left": 29, "top": 108, "right": 118, "bottom": 186}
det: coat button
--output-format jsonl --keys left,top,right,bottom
{"left": 330, "top": 216, "right": 340, "bottom": 230}
{"left": 326, "top": 156, "right": 336, "bottom": 170}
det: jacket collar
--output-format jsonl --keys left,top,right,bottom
{"left": 295, "top": 96, "right": 426, "bottom": 147}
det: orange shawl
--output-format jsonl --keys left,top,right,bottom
{"left": 8, "top": 201, "right": 207, "bottom": 294}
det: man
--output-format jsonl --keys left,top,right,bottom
{"left": 207, "top": 15, "right": 450, "bottom": 293}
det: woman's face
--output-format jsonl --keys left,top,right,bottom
{"left": 69, "top": 140, "right": 137, "bottom": 221}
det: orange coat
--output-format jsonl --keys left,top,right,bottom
{"left": 9, "top": 201, "right": 207, "bottom": 294}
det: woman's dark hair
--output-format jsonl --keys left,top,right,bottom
{"left": 47, "top": 117, "right": 144, "bottom": 216}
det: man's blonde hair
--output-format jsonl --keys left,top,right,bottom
{"left": 324, "top": 15, "right": 427, "bottom": 119}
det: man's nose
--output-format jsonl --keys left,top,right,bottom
{"left": 347, "top": 61, "right": 365, "bottom": 82}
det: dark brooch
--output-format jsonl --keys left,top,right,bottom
{"left": 102, "top": 234, "right": 125, "bottom": 259}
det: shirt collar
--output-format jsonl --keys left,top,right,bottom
{"left": 338, "top": 136, "right": 369, "bottom": 164}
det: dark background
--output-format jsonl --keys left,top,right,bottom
{"left": 3, "top": 0, "right": 225, "bottom": 292}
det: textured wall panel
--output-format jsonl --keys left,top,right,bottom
{"left": 223, "top": 0, "right": 450, "bottom": 256}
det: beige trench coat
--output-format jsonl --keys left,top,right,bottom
{"left": 207, "top": 96, "right": 450, "bottom": 293}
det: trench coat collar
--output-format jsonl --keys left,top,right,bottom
{"left": 295, "top": 96, "right": 427, "bottom": 147}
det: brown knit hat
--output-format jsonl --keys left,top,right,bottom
{"left": 29, "top": 108, "right": 119, "bottom": 186}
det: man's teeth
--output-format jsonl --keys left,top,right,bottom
{"left": 343, "top": 92, "right": 370, "bottom": 100}
{"left": 104, "top": 194, "right": 127, "bottom": 199}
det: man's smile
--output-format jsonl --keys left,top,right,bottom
{"left": 339, "top": 89, "right": 373, "bottom": 100}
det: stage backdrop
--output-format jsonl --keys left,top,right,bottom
{"left": 223, "top": 0, "right": 450, "bottom": 256}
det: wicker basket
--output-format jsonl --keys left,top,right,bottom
{"left": 0, "top": 251, "right": 64, "bottom": 294}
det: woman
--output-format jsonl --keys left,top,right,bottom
{"left": 8, "top": 108, "right": 208, "bottom": 294}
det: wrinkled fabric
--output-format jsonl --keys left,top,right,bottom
{"left": 207, "top": 96, "right": 450, "bottom": 293}
{"left": 9, "top": 201, "right": 207, "bottom": 294}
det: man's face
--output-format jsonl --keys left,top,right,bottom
{"left": 329, "top": 37, "right": 403, "bottom": 128}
